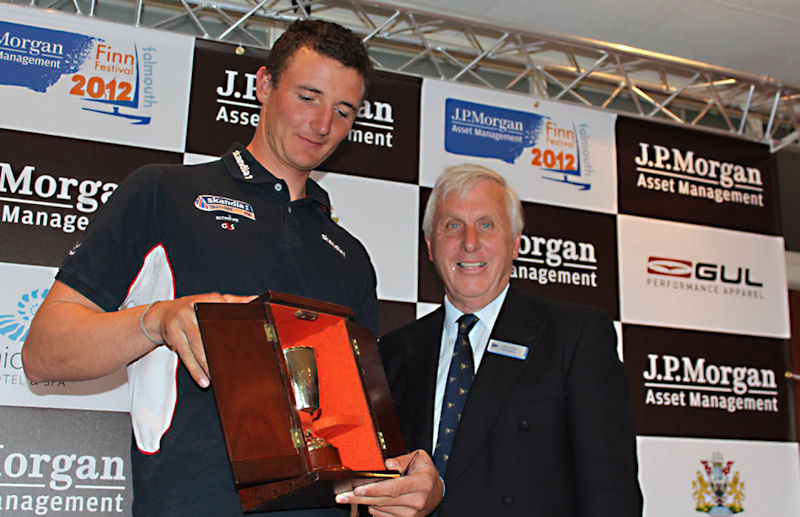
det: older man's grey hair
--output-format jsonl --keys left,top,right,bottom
{"left": 422, "top": 163, "right": 524, "bottom": 238}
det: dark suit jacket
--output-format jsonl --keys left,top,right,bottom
{"left": 379, "top": 286, "right": 642, "bottom": 516}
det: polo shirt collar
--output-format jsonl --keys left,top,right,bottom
{"left": 222, "top": 143, "right": 331, "bottom": 211}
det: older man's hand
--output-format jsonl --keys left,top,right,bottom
{"left": 335, "top": 450, "right": 443, "bottom": 517}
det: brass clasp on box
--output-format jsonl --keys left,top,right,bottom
{"left": 294, "top": 309, "right": 319, "bottom": 321}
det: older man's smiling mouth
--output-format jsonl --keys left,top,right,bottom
{"left": 457, "top": 262, "right": 486, "bottom": 269}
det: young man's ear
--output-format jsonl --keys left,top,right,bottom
{"left": 255, "top": 66, "right": 272, "bottom": 103}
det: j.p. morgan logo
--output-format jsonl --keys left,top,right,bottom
{"left": 633, "top": 142, "right": 764, "bottom": 207}
{"left": 643, "top": 353, "right": 779, "bottom": 415}
{"left": 511, "top": 234, "right": 598, "bottom": 287}
{"left": 0, "top": 161, "right": 117, "bottom": 234}
{"left": 646, "top": 256, "right": 763, "bottom": 299}
{"left": 215, "top": 69, "right": 260, "bottom": 128}
{"left": 0, "top": 442, "right": 127, "bottom": 514}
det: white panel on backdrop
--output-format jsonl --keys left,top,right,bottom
{"left": 637, "top": 436, "right": 800, "bottom": 516}
{"left": 618, "top": 215, "right": 790, "bottom": 338}
{"left": 311, "top": 171, "right": 419, "bottom": 302}
{"left": 416, "top": 302, "right": 440, "bottom": 319}
{"left": 614, "top": 320, "right": 623, "bottom": 361}
{"left": 0, "top": 262, "right": 128, "bottom": 411}
{"left": 183, "top": 152, "right": 217, "bottom": 165}
{"left": 419, "top": 78, "right": 617, "bottom": 213}
{"left": 0, "top": 4, "right": 193, "bottom": 152}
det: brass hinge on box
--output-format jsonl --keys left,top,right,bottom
{"left": 264, "top": 323, "right": 277, "bottom": 343}
{"left": 376, "top": 431, "right": 387, "bottom": 451}
{"left": 351, "top": 338, "right": 360, "bottom": 356}
{"left": 291, "top": 429, "right": 304, "bottom": 450}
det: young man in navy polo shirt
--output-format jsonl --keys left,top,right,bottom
{"left": 23, "top": 19, "right": 442, "bottom": 517}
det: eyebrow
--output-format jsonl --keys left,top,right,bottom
{"left": 298, "top": 85, "right": 358, "bottom": 111}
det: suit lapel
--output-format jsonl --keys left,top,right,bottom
{"left": 444, "top": 288, "right": 551, "bottom": 483}
{"left": 403, "top": 308, "right": 444, "bottom": 453}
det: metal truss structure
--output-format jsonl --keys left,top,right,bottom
{"left": 12, "top": 0, "right": 800, "bottom": 152}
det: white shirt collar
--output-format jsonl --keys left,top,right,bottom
{"left": 443, "top": 283, "right": 509, "bottom": 338}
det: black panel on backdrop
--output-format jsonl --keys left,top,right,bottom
{"left": 616, "top": 116, "right": 781, "bottom": 235}
{"left": 378, "top": 299, "right": 417, "bottom": 338}
{"left": 185, "top": 39, "right": 269, "bottom": 157}
{"left": 0, "top": 129, "right": 182, "bottom": 266}
{"left": 417, "top": 188, "right": 620, "bottom": 319}
{"left": 319, "top": 71, "right": 421, "bottom": 184}
{"left": 185, "top": 41, "right": 422, "bottom": 187}
{"left": 623, "top": 324, "right": 795, "bottom": 442}
{"left": 776, "top": 150, "right": 800, "bottom": 251}
{"left": 0, "top": 405, "right": 133, "bottom": 514}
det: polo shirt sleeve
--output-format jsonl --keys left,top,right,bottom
{"left": 56, "top": 165, "right": 163, "bottom": 313}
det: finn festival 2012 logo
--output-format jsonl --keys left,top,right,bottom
{"left": 0, "top": 19, "right": 156, "bottom": 124}
{"left": 444, "top": 98, "right": 595, "bottom": 190}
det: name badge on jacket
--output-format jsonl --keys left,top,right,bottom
{"left": 487, "top": 339, "right": 528, "bottom": 360}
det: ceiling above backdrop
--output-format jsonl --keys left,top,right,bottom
{"left": 414, "top": 0, "right": 800, "bottom": 86}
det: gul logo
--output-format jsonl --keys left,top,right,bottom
{"left": 0, "top": 161, "right": 117, "bottom": 234}
{"left": 646, "top": 257, "right": 691, "bottom": 277}
{"left": 194, "top": 195, "right": 255, "bottom": 220}
{"left": 692, "top": 451, "right": 744, "bottom": 514}
{"left": 0, "top": 442, "right": 127, "bottom": 514}
{"left": 0, "top": 21, "right": 156, "bottom": 124}
{"left": 511, "top": 234, "right": 598, "bottom": 287}
{"left": 0, "top": 288, "right": 48, "bottom": 342}
{"left": 444, "top": 98, "right": 594, "bottom": 189}
{"left": 645, "top": 256, "right": 764, "bottom": 299}
{"left": 215, "top": 69, "right": 261, "bottom": 128}
{"left": 642, "top": 353, "right": 779, "bottom": 414}
{"left": 633, "top": 142, "right": 764, "bottom": 207}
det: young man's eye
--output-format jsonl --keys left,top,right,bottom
{"left": 336, "top": 109, "right": 352, "bottom": 119}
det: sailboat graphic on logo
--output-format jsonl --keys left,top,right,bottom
{"left": 81, "top": 45, "right": 151, "bottom": 125}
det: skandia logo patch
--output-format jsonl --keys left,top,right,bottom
{"left": 194, "top": 195, "right": 255, "bottom": 220}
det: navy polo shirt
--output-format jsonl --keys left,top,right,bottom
{"left": 57, "top": 144, "right": 376, "bottom": 516}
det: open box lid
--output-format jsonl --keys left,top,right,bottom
{"left": 196, "top": 291, "right": 405, "bottom": 510}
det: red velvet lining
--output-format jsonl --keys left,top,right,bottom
{"left": 272, "top": 304, "right": 385, "bottom": 471}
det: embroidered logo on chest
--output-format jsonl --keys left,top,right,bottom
{"left": 194, "top": 195, "right": 255, "bottom": 220}
{"left": 321, "top": 233, "right": 346, "bottom": 258}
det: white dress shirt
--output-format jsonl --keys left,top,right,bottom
{"left": 431, "top": 284, "right": 510, "bottom": 449}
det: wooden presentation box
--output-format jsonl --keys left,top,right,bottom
{"left": 195, "top": 292, "right": 406, "bottom": 513}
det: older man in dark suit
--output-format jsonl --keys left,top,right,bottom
{"left": 377, "top": 163, "right": 642, "bottom": 516}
